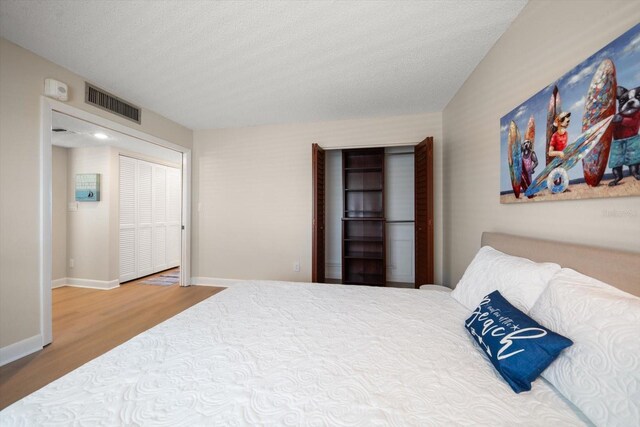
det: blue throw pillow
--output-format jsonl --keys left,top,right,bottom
{"left": 465, "top": 290, "right": 572, "bottom": 393}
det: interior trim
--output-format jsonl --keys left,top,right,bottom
{"left": 0, "top": 334, "right": 42, "bottom": 367}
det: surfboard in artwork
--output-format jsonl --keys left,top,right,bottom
{"left": 525, "top": 116, "right": 614, "bottom": 197}
{"left": 507, "top": 120, "right": 522, "bottom": 198}
{"left": 581, "top": 59, "right": 617, "bottom": 187}
{"left": 545, "top": 86, "right": 561, "bottom": 166}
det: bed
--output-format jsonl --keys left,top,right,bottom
{"left": 1, "top": 232, "right": 638, "bottom": 426}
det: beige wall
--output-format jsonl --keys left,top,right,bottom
{"left": 0, "top": 38, "right": 192, "bottom": 349}
{"left": 66, "top": 146, "right": 114, "bottom": 282}
{"left": 193, "top": 112, "right": 443, "bottom": 284}
{"left": 442, "top": 0, "right": 640, "bottom": 286}
{"left": 52, "top": 146, "right": 68, "bottom": 281}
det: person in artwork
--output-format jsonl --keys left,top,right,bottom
{"left": 548, "top": 112, "right": 571, "bottom": 161}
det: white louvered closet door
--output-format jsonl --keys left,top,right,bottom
{"left": 136, "top": 160, "right": 154, "bottom": 277}
{"left": 119, "top": 156, "right": 181, "bottom": 282}
{"left": 153, "top": 164, "right": 167, "bottom": 272}
{"left": 166, "top": 166, "right": 181, "bottom": 268}
{"left": 119, "top": 156, "right": 137, "bottom": 282}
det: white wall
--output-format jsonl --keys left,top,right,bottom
{"left": 0, "top": 37, "right": 192, "bottom": 350}
{"left": 384, "top": 146, "right": 415, "bottom": 284}
{"left": 52, "top": 146, "right": 68, "bottom": 281}
{"left": 193, "top": 112, "right": 443, "bottom": 284}
{"left": 66, "top": 146, "right": 114, "bottom": 282}
{"left": 325, "top": 150, "right": 343, "bottom": 280}
{"left": 442, "top": 0, "right": 640, "bottom": 287}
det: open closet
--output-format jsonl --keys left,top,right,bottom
{"left": 312, "top": 137, "right": 433, "bottom": 288}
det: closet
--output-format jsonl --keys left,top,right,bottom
{"left": 312, "top": 137, "right": 433, "bottom": 288}
{"left": 119, "top": 156, "right": 181, "bottom": 282}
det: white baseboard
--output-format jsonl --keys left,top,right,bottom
{"left": 51, "top": 277, "right": 67, "bottom": 289}
{"left": 52, "top": 277, "right": 120, "bottom": 290}
{"left": 191, "top": 277, "right": 245, "bottom": 287}
{"left": 0, "top": 334, "right": 42, "bottom": 367}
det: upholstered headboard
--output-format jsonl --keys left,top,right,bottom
{"left": 481, "top": 232, "right": 640, "bottom": 297}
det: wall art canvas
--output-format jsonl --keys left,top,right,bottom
{"left": 500, "top": 23, "right": 640, "bottom": 204}
{"left": 75, "top": 173, "right": 100, "bottom": 201}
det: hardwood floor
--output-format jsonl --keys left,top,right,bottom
{"left": 0, "top": 270, "right": 225, "bottom": 410}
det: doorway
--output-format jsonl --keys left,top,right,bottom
{"left": 41, "top": 98, "right": 192, "bottom": 345}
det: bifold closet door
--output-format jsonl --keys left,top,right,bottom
{"left": 153, "top": 164, "right": 167, "bottom": 272}
{"left": 312, "top": 143, "right": 326, "bottom": 283}
{"left": 119, "top": 156, "right": 137, "bottom": 282}
{"left": 165, "top": 167, "right": 181, "bottom": 268}
{"left": 137, "top": 160, "right": 154, "bottom": 277}
{"left": 120, "top": 156, "right": 181, "bottom": 282}
{"left": 415, "top": 136, "right": 434, "bottom": 288}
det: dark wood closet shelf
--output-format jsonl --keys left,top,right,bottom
{"left": 344, "top": 254, "right": 383, "bottom": 260}
{"left": 344, "top": 237, "right": 383, "bottom": 242}
{"left": 342, "top": 148, "right": 386, "bottom": 287}
{"left": 344, "top": 167, "right": 383, "bottom": 172}
{"left": 343, "top": 274, "right": 385, "bottom": 286}
{"left": 342, "top": 217, "right": 385, "bottom": 221}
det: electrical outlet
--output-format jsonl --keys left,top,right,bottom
{"left": 293, "top": 261, "right": 300, "bottom": 272}
{"left": 69, "top": 258, "right": 74, "bottom": 268}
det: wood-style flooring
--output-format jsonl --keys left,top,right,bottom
{"left": 0, "top": 269, "right": 224, "bottom": 410}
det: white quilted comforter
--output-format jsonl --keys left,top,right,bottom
{"left": 1, "top": 281, "right": 587, "bottom": 426}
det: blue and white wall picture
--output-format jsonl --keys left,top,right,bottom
{"left": 75, "top": 173, "right": 100, "bottom": 202}
{"left": 500, "top": 23, "right": 640, "bottom": 204}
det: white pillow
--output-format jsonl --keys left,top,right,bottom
{"left": 450, "top": 246, "right": 560, "bottom": 312}
{"left": 529, "top": 268, "right": 640, "bottom": 427}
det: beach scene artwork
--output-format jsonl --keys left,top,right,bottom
{"left": 500, "top": 24, "right": 640, "bottom": 204}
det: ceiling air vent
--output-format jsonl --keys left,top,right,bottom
{"left": 85, "top": 82, "right": 141, "bottom": 124}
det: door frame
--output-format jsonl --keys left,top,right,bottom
{"left": 40, "top": 97, "right": 192, "bottom": 345}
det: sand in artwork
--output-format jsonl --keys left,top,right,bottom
{"left": 500, "top": 177, "right": 640, "bottom": 203}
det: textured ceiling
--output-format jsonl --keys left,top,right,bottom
{"left": 1, "top": 1, "right": 527, "bottom": 130}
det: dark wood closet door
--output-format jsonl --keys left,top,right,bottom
{"left": 415, "top": 136, "right": 434, "bottom": 288}
{"left": 312, "top": 143, "right": 326, "bottom": 283}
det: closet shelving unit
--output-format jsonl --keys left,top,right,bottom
{"left": 341, "top": 148, "right": 386, "bottom": 286}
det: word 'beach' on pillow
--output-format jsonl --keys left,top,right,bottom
{"left": 465, "top": 290, "right": 572, "bottom": 393}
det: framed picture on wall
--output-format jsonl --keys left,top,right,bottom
{"left": 500, "top": 23, "right": 640, "bottom": 204}
{"left": 75, "top": 173, "right": 100, "bottom": 201}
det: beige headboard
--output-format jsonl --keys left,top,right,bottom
{"left": 481, "top": 232, "right": 640, "bottom": 297}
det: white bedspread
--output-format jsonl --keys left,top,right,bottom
{"left": 1, "top": 281, "right": 587, "bottom": 426}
